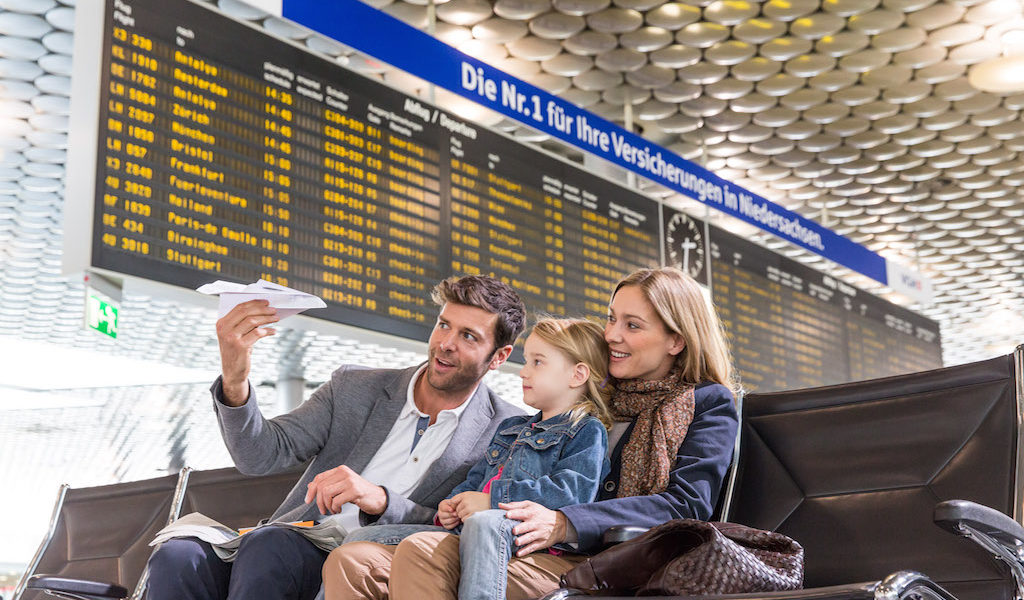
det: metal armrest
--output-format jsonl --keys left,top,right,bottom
{"left": 681, "top": 572, "right": 955, "bottom": 600}
{"left": 542, "top": 571, "right": 955, "bottom": 600}
{"left": 934, "top": 499, "right": 1024, "bottom": 547}
{"left": 601, "top": 525, "right": 649, "bottom": 545}
{"left": 26, "top": 576, "right": 128, "bottom": 600}
{"left": 540, "top": 584, "right": 880, "bottom": 600}
{"left": 934, "top": 499, "right": 1024, "bottom": 600}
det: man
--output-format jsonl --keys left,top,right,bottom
{"left": 147, "top": 275, "right": 526, "bottom": 600}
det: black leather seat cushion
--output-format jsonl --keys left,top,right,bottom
{"left": 729, "top": 355, "right": 1016, "bottom": 600}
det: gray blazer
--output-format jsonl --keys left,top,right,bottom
{"left": 211, "top": 364, "right": 524, "bottom": 525}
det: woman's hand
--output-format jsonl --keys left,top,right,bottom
{"left": 500, "top": 500, "right": 568, "bottom": 556}
{"left": 450, "top": 491, "right": 490, "bottom": 520}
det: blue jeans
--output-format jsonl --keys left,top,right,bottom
{"left": 147, "top": 527, "right": 327, "bottom": 600}
{"left": 346, "top": 509, "right": 518, "bottom": 600}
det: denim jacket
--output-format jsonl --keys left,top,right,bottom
{"left": 447, "top": 412, "right": 610, "bottom": 511}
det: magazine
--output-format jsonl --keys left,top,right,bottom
{"left": 150, "top": 512, "right": 348, "bottom": 561}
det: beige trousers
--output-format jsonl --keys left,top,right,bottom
{"left": 322, "top": 531, "right": 588, "bottom": 600}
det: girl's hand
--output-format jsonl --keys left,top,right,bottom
{"left": 451, "top": 491, "right": 491, "bottom": 520}
{"left": 499, "top": 500, "right": 568, "bottom": 556}
{"left": 437, "top": 498, "right": 461, "bottom": 529}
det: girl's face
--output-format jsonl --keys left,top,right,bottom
{"left": 519, "top": 333, "right": 588, "bottom": 419}
{"left": 605, "top": 285, "right": 684, "bottom": 381}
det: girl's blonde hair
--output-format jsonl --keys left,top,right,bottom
{"left": 613, "top": 267, "right": 738, "bottom": 397}
{"left": 530, "top": 318, "right": 614, "bottom": 429}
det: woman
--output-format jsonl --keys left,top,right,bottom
{"left": 322, "top": 267, "right": 739, "bottom": 599}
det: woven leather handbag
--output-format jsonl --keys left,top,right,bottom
{"left": 561, "top": 519, "right": 804, "bottom": 596}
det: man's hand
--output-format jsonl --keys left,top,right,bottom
{"left": 437, "top": 498, "right": 461, "bottom": 529}
{"left": 215, "top": 300, "right": 279, "bottom": 406}
{"left": 304, "top": 465, "right": 388, "bottom": 516}
{"left": 500, "top": 500, "right": 568, "bottom": 556}
{"left": 450, "top": 491, "right": 490, "bottom": 521}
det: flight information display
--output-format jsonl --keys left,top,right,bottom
{"left": 663, "top": 208, "right": 942, "bottom": 392}
{"left": 90, "top": 0, "right": 660, "bottom": 340}
{"left": 86, "top": 0, "right": 942, "bottom": 386}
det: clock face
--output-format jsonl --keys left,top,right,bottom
{"left": 666, "top": 212, "right": 705, "bottom": 280}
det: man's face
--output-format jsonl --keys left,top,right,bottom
{"left": 425, "top": 303, "right": 503, "bottom": 394}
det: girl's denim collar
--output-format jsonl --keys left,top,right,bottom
{"left": 526, "top": 411, "right": 575, "bottom": 432}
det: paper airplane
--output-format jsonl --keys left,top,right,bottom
{"left": 196, "top": 279, "right": 326, "bottom": 319}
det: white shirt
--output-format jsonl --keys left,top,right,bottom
{"left": 335, "top": 365, "right": 476, "bottom": 533}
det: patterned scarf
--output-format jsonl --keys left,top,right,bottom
{"left": 611, "top": 367, "right": 696, "bottom": 498}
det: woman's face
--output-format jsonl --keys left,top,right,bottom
{"left": 605, "top": 285, "right": 683, "bottom": 381}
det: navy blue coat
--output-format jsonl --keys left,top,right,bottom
{"left": 560, "top": 382, "right": 739, "bottom": 553}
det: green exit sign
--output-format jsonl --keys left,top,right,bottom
{"left": 86, "top": 294, "right": 119, "bottom": 339}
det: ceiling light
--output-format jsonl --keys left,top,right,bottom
{"left": 0, "top": 337, "right": 219, "bottom": 391}
{"left": 969, "top": 24, "right": 1024, "bottom": 93}
{"left": 968, "top": 54, "right": 1024, "bottom": 92}
{"left": 0, "top": 388, "right": 107, "bottom": 411}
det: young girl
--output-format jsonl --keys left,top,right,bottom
{"left": 341, "top": 317, "right": 613, "bottom": 600}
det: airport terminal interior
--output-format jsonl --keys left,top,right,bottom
{"left": 2, "top": 0, "right": 1024, "bottom": 593}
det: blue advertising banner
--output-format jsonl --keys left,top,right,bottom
{"left": 270, "top": 0, "right": 918, "bottom": 289}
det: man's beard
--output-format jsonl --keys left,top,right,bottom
{"left": 425, "top": 348, "right": 491, "bottom": 394}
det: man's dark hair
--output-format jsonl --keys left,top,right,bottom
{"left": 431, "top": 275, "right": 526, "bottom": 348}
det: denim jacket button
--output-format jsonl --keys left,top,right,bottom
{"left": 525, "top": 431, "right": 532, "bottom": 436}
{"left": 491, "top": 450, "right": 499, "bottom": 457}
{"left": 604, "top": 480, "right": 615, "bottom": 492}
{"left": 536, "top": 438, "right": 545, "bottom": 444}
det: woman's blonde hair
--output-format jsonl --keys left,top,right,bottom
{"left": 613, "top": 267, "right": 738, "bottom": 397}
{"left": 530, "top": 318, "right": 615, "bottom": 429}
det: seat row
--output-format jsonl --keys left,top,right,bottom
{"left": 15, "top": 346, "right": 1024, "bottom": 600}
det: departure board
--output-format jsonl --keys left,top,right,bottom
{"left": 85, "top": 0, "right": 942, "bottom": 383}
{"left": 663, "top": 209, "right": 942, "bottom": 392}
{"left": 89, "top": 0, "right": 661, "bottom": 340}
